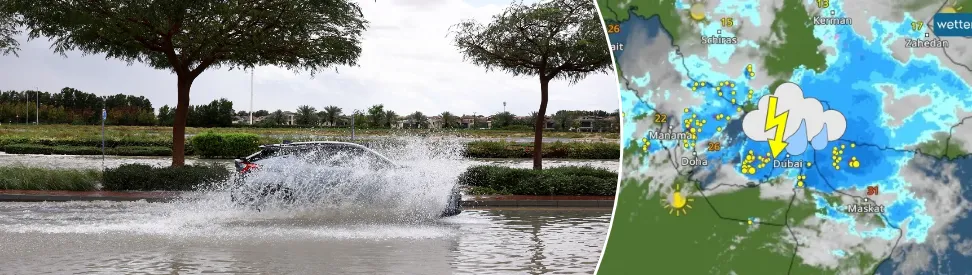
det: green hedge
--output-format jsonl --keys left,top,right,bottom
{"left": 190, "top": 132, "right": 262, "bottom": 158}
{"left": 464, "top": 141, "right": 619, "bottom": 159}
{"left": 0, "top": 136, "right": 172, "bottom": 148}
{"left": 0, "top": 166, "right": 99, "bottom": 191}
{"left": 2, "top": 144, "right": 173, "bottom": 156}
{"left": 457, "top": 165, "right": 617, "bottom": 196}
{"left": 102, "top": 163, "right": 230, "bottom": 191}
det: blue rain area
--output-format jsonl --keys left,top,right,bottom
{"left": 616, "top": 2, "right": 972, "bottom": 274}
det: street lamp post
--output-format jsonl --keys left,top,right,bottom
{"left": 35, "top": 87, "right": 39, "bottom": 125}
{"left": 351, "top": 109, "right": 357, "bottom": 140}
{"left": 249, "top": 69, "right": 254, "bottom": 125}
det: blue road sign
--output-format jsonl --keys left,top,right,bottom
{"left": 102, "top": 109, "right": 107, "bottom": 120}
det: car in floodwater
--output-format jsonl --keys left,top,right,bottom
{"left": 230, "top": 141, "right": 463, "bottom": 217}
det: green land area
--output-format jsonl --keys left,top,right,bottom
{"left": 597, "top": 0, "right": 682, "bottom": 42}
{"left": 916, "top": 133, "right": 970, "bottom": 160}
{"left": 597, "top": 178, "right": 882, "bottom": 274}
{"left": 763, "top": 0, "right": 827, "bottom": 84}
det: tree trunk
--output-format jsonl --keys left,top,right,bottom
{"left": 533, "top": 77, "right": 550, "bottom": 170}
{"left": 171, "top": 75, "right": 193, "bottom": 167}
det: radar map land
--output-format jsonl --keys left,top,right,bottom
{"left": 597, "top": 0, "right": 972, "bottom": 274}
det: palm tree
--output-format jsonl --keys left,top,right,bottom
{"left": 322, "top": 105, "right": 342, "bottom": 126}
{"left": 440, "top": 111, "right": 457, "bottom": 128}
{"left": 367, "top": 104, "right": 385, "bottom": 127}
{"left": 383, "top": 110, "right": 398, "bottom": 128}
{"left": 295, "top": 105, "right": 318, "bottom": 126}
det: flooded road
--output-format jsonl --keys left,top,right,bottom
{"left": 0, "top": 201, "right": 609, "bottom": 274}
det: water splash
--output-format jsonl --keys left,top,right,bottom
{"left": 206, "top": 136, "right": 471, "bottom": 224}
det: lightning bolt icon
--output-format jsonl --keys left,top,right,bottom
{"left": 764, "top": 96, "right": 789, "bottom": 158}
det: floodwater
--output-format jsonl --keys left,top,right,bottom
{"left": 0, "top": 201, "right": 610, "bottom": 274}
{"left": 0, "top": 153, "right": 619, "bottom": 171}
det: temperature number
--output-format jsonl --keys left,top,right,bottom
{"left": 707, "top": 142, "right": 722, "bottom": 152}
{"left": 911, "top": 21, "right": 924, "bottom": 31}
{"left": 720, "top": 17, "right": 734, "bottom": 27}
{"left": 607, "top": 24, "right": 621, "bottom": 34}
{"left": 816, "top": 0, "right": 830, "bottom": 8}
{"left": 653, "top": 113, "right": 668, "bottom": 124}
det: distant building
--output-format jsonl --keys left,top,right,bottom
{"left": 459, "top": 115, "right": 491, "bottom": 129}
{"left": 282, "top": 111, "right": 296, "bottom": 125}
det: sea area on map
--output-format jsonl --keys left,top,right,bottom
{"left": 612, "top": 2, "right": 972, "bottom": 273}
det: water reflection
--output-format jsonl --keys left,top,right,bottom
{"left": 0, "top": 203, "right": 609, "bottom": 274}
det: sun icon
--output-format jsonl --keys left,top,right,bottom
{"left": 664, "top": 183, "right": 695, "bottom": 216}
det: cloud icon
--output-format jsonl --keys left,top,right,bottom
{"left": 742, "top": 82, "right": 847, "bottom": 156}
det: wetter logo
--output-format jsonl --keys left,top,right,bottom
{"left": 741, "top": 82, "right": 847, "bottom": 158}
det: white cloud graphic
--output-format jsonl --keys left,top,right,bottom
{"left": 742, "top": 82, "right": 846, "bottom": 143}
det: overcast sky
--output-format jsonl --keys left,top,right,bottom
{"left": 0, "top": 0, "right": 618, "bottom": 116}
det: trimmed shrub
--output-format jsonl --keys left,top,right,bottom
{"left": 109, "top": 146, "right": 172, "bottom": 156}
{"left": 3, "top": 144, "right": 54, "bottom": 154}
{"left": 457, "top": 165, "right": 617, "bottom": 196}
{"left": 102, "top": 163, "right": 231, "bottom": 191}
{"left": 0, "top": 166, "right": 100, "bottom": 191}
{"left": 190, "top": 132, "right": 262, "bottom": 158}
{"left": 464, "top": 141, "right": 619, "bottom": 159}
{"left": 52, "top": 146, "right": 104, "bottom": 155}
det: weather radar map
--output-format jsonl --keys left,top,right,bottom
{"left": 596, "top": 0, "right": 972, "bottom": 274}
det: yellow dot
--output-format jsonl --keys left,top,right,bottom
{"left": 716, "top": 127, "right": 722, "bottom": 132}
{"left": 693, "top": 81, "right": 699, "bottom": 87}
{"left": 835, "top": 166, "right": 841, "bottom": 170}
{"left": 851, "top": 143, "right": 856, "bottom": 148}
{"left": 732, "top": 99, "right": 736, "bottom": 104}
{"left": 731, "top": 90, "right": 736, "bottom": 95}
{"left": 692, "top": 87, "right": 697, "bottom": 91}
{"left": 730, "top": 83, "right": 735, "bottom": 88}
{"left": 797, "top": 181, "right": 804, "bottom": 187}
{"left": 718, "top": 92, "right": 724, "bottom": 96}
{"left": 747, "top": 219, "right": 753, "bottom": 225}
{"left": 692, "top": 114, "right": 697, "bottom": 118}
{"left": 748, "top": 89, "right": 754, "bottom": 94}
{"left": 690, "top": 128, "right": 697, "bottom": 133}
{"left": 737, "top": 107, "right": 743, "bottom": 112}
{"left": 841, "top": 144, "right": 846, "bottom": 149}
{"left": 747, "top": 64, "right": 752, "bottom": 69}
{"left": 749, "top": 72, "right": 755, "bottom": 77}
{"left": 807, "top": 162, "right": 812, "bottom": 167}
